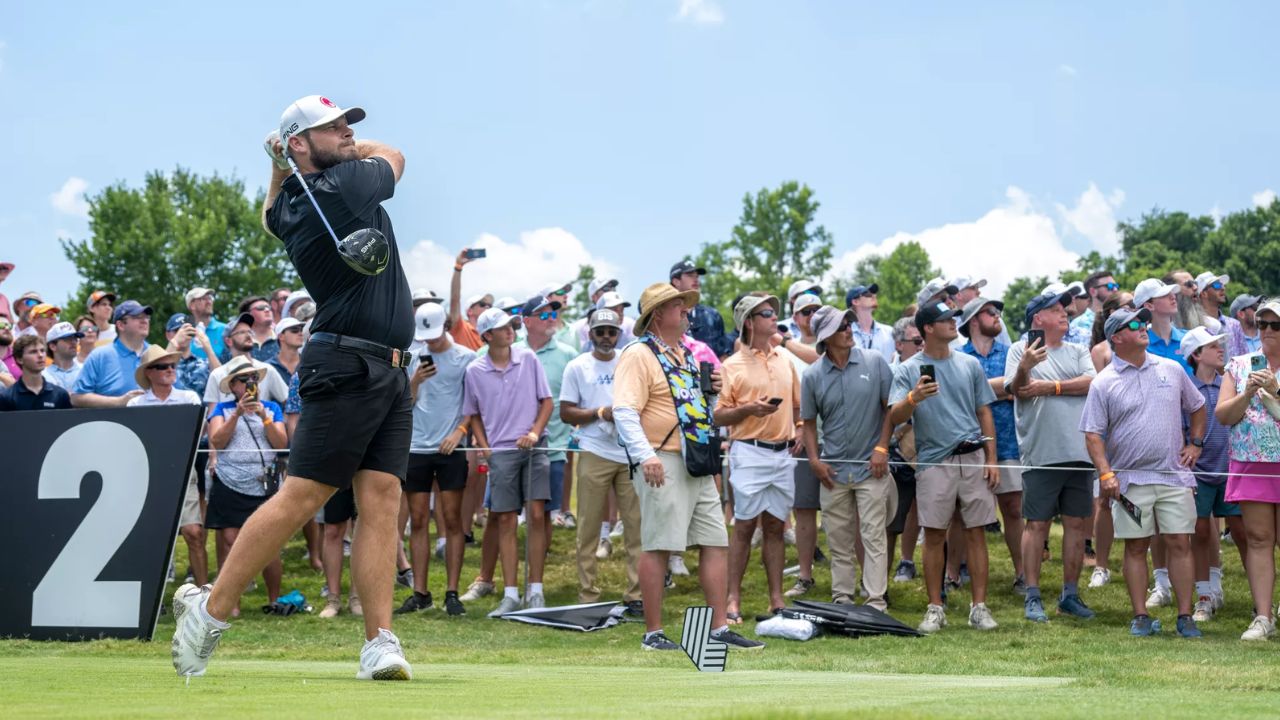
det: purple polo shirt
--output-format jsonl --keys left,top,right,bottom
{"left": 1079, "top": 352, "right": 1205, "bottom": 492}
{"left": 461, "top": 345, "right": 551, "bottom": 448}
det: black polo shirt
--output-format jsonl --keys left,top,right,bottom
{"left": 266, "top": 156, "right": 413, "bottom": 350}
{"left": 0, "top": 378, "right": 72, "bottom": 411}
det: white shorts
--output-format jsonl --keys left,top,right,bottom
{"left": 1113, "top": 484, "right": 1196, "bottom": 539}
{"left": 995, "top": 459, "right": 1023, "bottom": 495}
{"left": 728, "top": 442, "right": 794, "bottom": 522}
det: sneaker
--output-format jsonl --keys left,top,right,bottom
{"left": 435, "top": 538, "right": 446, "bottom": 560}
{"left": 395, "top": 592, "right": 433, "bottom": 614}
{"left": 1130, "top": 615, "right": 1162, "bottom": 636}
{"left": 782, "top": 528, "right": 797, "bottom": 546}
{"left": 1013, "top": 576, "right": 1028, "bottom": 597}
{"left": 1024, "top": 596, "right": 1048, "bottom": 623}
{"left": 551, "top": 511, "right": 568, "bottom": 528}
{"left": 641, "top": 630, "right": 679, "bottom": 651}
{"left": 460, "top": 579, "right": 494, "bottom": 602}
{"left": 711, "top": 628, "right": 765, "bottom": 650}
{"left": 610, "top": 521, "right": 625, "bottom": 539}
{"left": 1084, "top": 540, "right": 1097, "bottom": 567}
{"left": 665, "top": 571, "right": 675, "bottom": 589}
{"left": 1057, "top": 594, "right": 1095, "bottom": 620}
{"left": 444, "top": 591, "right": 466, "bottom": 617}
{"left": 487, "top": 595, "right": 522, "bottom": 618}
{"left": 1192, "top": 596, "right": 1215, "bottom": 622}
{"left": 319, "top": 596, "right": 341, "bottom": 619}
{"left": 669, "top": 554, "right": 690, "bottom": 576}
{"left": 356, "top": 628, "right": 412, "bottom": 681}
{"left": 525, "top": 592, "right": 545, "bottom": 609}
{"left": 892, "top": 560, "right": 916, "bottom": 583}
{"left": 958, "top": 563, "right": 970, "bottom": 585}
{"left": 596, "top": 537, "right": 613, "bottom": 560}
{"left": 969, "top": 602, "right": 998, "bottom": 630}
{"left": 1146, "top": 584, "right": 1172, "bottom": 610}
{"left": 320, "top": 585, "right": 330, "bottom": 599}
{"left": 1176, "top": 614, "right": 1203, "bottom": 639}
{"left": 623, "top": 600, "right": 644, "bottom": 618}
{"left": 171, "top": 584, "right": 225, "bottom": 677}
{"left": 944, "top": 576, "right": 962, "bottom": 593}
{"left": 857, "top": 582, "right": 870, "bottom": 599}
{"left": 1088, "top": 567, "right": 1111, "bottom": 589}
{"left": 561, "top": 511, "right": 577, "bottom": 529}
{"left": 784, "top": 577, "right": 816, "bottom": 598}
{"left": 1212, "top": 591, "right": 1225, "bottom": 611}
{"left": 1242, "top": 615, "right": 1276, "bottom": 641}
{"left": 812, "top": 546, "right": 828, "bottom": 564}
{"left": 919, "top": 604, "right": 947, "bottom": 633}
{"left": 396, "top": 568, "right": 414, "bottom": 589}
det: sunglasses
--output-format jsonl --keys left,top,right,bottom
{"left": 1125, "top": 320, "right": 1150, "bottom": 332}
{"left": 797, "top": 307, "right": 818, "bottom": 317}
{"left": 592, "top": 327, "right": 620, "bottom": 337}
{"left": 19, "top": 299, "right": 38, "bottom": 308}
{"left": 903, "top": 337, "right": 923, "bottom": 346}
{"left": 1183, "top": 280, "right": 1197, "bottom": 289}
{"left": 835, "top": 322, "right": 850, "bottom": 333}
{"left": 1208, "top": 281, "right": 1224, "bottom": 291}
{"left": 282, "top": 326, "right": 303, "bottom": 334}
{"left": 79, "top": 325, "right": 98, "bottom": 334}
{"left": 506, "top": 307, "right": 521, "bottom": 316}
{"left": 551, "top": 285, "right": 572, "bottom": 296}
{"left": 474, "top": 302, "right": 493, "bottom": 309}
{"left": 0, "top": 320, "right": 11, "bottom": 330}
{"left": 250, "top": 304, "right": 270, "bottom": 312}
{"left": 148, "top": 363, "right": 177, "bottom": 371}
{"left": 752, "top": 309, "right": 777, "bottom": 319}
{"left": 981, "top": 307, "right": 1002, "bottom": 318}
{"left": 538, "top": 310, "right": 558, "bottom": 321}
{"left": 1104, "top": 282, "right": 1120, "bottom": 291}
{"left": 1257, "top": 320, "right": 1280, "bottom": 332}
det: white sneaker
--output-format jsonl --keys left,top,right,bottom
{"left": 1145, "top": 584, "right": 1172, "bottom": 610}
{"left": 460, "top": 579, "right": 494, "bottom": 602}
{"left": 1242, "top": 615, "right": 1276, "bottom": 642}
{"left": 1192, "top": 597, "right": 1215, "bottom": 623}
{"left": 782, "top": 528, "right": 797, "bottom": 546}
{"left": 319, "top": 596, "right": 341, "bottom": 619}
{"left": 596, "top": 537, "right": 612, "bottom": 560}
{"left": 171, "top": 583, "right": 227, "bottom": 677}
{"left": 524, "top": 592, "right": 545, "bottom": 609}
{"left": 356, "top": 628, "right": 412, "bottom": 680}
{"left": 968, "top": 602, "right": 998, "bottom": 631}
{"left": 610, "top": 521, "right": 625, "bottom": 539}
{"left": 1211, "top": 590, "right": 1225, "bottom": 611}
{"left": 487, "top": 595, "right": 522, "bottom": 618}
{"left": 919, "top": 604, "right": 947, "bottom": 633}
{"left": 1087, "top": 567, "right": 1110, "bottom": 589}
{"left": 669, "top": 555, "right": 690, "bottom": 576}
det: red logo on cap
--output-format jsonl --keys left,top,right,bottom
{"left": 320, "top": 97, "right": 336, "bottom": 108}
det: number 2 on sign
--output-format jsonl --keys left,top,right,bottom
{"left": 32, "top": 422, "right": 149, "bottom": 628}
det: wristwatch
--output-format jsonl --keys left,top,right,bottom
{"left": 1190, "top": 437, "right": 1205, "bottom": 448}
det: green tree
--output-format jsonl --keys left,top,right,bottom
{"left": 61, "top": 168, "right": 296, "bottom": 344}
{"left": 847, "top": 241, "right": 940, "bottom": 323}
{"left": 1001, "top": 275, "right": 1050, "bottom": 339}
{"left": 1200, "top": 199, "right": 1280, "bottom": 297}
{"left": 564, "top": 263, "right": 597, "bottom": 322}
{"left": 694, "top": 181, "right": 834, "bottom": 318}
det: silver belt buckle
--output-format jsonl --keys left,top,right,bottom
{"left": 391, "top": 348, "right": 403, "bottom": 367}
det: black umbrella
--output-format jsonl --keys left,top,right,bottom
{"left": 499, "top": 601, "right": 623, "bottom": 632}
{"left": 784, "top": 600, "right": 922, "bottom": 638}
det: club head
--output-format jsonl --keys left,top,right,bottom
{"left": 337, "top": 228, "right": 390, "bottom": 276}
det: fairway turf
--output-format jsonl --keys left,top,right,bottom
{"left": 4, "top": 520, "right": 1280, "bottom": 718}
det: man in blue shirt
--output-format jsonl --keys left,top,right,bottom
{"left": 958, "top": 295, "right": 1025, "bottom": 593}
{"left": 71, "top": 299, "right": 152, "bottom": 407}
{"left": 184, "top": 287, "right": 225, "bottom": 363}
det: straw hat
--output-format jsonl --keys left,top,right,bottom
{"left": 634, "top": 283, "right": 699, "bottom": 337}
{"left": 218, "top": 356, "right": 269, "bottom": 394}
{"left": 134, "top": 345, "right": 183, "bottom": 390}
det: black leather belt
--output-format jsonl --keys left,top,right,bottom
{"left": 741, "top": 438, "right": 793, "bottom": 452}
{"left": 310, "top": 332, "right": 411, "bottom": 369}
{"left": 953, "top": 441, "right": 985, "bottom": 456}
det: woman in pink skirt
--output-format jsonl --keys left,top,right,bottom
{"left": 1216, "top": 298, "right": 1280, "bottom": 641}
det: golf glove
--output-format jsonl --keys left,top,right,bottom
{"left": 263, "top": 130, "right": 289, "bottom": 170}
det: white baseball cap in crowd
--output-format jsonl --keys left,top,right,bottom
{"left": 792, "top": 293, "right": 822, "bottom": 313}
{"left": 45, "top": 321, "right": 84, "bottom": 344}
{"left": 1179, "top": 326, "right": 1227, "bottom": 358}
{"left": 414, "top": 302, "right": 447, "bottom": 342}
{"left": 274, "top": 317, "right": 304, "bottom": 336}
{"left": 185, "top": 287, "right": 215, "bottom": 305}
{"left": 475, "top": 307, "right": 515, "bottom": 337}
{"left": 1133, "top": 278, "right": 1179, "bottom": 308}
{"left": 279, "top": 96, "right": 366, "bottom": 151}
{"left": 594, "top": 291, "right": 631, "bottom": 310}
{"left": 281, "top": 289, "right": 312, "bottom": 319}
{"left": 916, "top": 277, "right": 959, "bottom": 306}
{"left": 1194, "top": 271, "right": 1230, "bottom": 294}
{"left": 787, "top": 279, "right": 823, "bottom": 302}
{"left": 950, "top": 276, "right": 988, "bottom": 292}
{"left": 588, "top": 278, "right": 618, "bottom": 297}
{"left": 465, "top": 293, "right": 494, "bottom": 310}
{"left": 412, "top": 288, "right": 443, "bottom": 306}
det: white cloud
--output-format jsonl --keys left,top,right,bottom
{"left": 402, "top": 228, "right": 624, "bottom": 310}
{"left": 1253, "top": 188, "right": 1277, "bottom": 208}
{"left": 1058, "top": 64, "right": 1077, "bottom": 77}
{"left": 675, "top": 0, "right": 724, "bottom": 25}
{"left": 50, "top": 177, "right": 90, "bottom": 217}
{"left": 829, "top": 184, "right": 1127, "bottom": 298}
{"left": 1210, "top": 203, "right": 1224, "bottom": 226}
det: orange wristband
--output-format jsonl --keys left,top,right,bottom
{"left": 1055, "top": 381, "right": 1062, "bottom": 396}
{"left": 873, "top": 446, "right": 889, "bottom": 456}
{"left": 1099, "top": 471, "right": 1115, "bottom": 482}
{"left": 907, "top": 390, "right": 917, "bottom": 406}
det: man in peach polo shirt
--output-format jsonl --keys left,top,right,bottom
{"left": 717, "top": 292, "right": 803, "bottom": 624}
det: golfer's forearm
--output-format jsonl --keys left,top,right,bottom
{"left": 449, "top": 268, "right": 463, "bottom": 323}
{"left": 1009, "top": 366, "right": 1032, "bottom": 395}
{"left": 261, "top": 168, "right": 289, "bottom": 237}
{"left": 356, "top": 140, "right": 404, "bottom": 180}
{"left": 977, "top": 406, "right": 997, "bottom": 457}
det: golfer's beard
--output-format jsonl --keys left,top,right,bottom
{"left": 308, "top": 141, "right": 358, "bottom": 170}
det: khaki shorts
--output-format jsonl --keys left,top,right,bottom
{"left": 179, "top": 470, "right": 202, "bottom": 528}
{"left": 995, "top": 459, "right": 1023, "bottom": 495}
{"left": 633, "top": 451, "right": 729, "bottom": 552}
{"left": 1112, "top": 483, "right": 1196, "bottom": 539}
{"left": 915, "top": 451, "right": 997, "bottom": 530}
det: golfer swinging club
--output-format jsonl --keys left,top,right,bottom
{"left": 172, "top": 95, "right": 415, "bottom": 680}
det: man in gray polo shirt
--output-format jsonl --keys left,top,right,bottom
{"left": 889, "top": 301, "right": 1000, "bottom": 633}
{"left": 1080, "top": 307, "right": 1207, "bottom": 638}
{"left": 801, "top": 306, "right": 896, "bottom": 609}
{"left": 1006, "top": 289, "right": 1097, "bottom": 624}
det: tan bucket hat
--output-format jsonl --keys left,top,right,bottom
{"left": 634, "top": 282, "right": 699, "bottom": 337}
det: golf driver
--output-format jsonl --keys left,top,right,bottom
{"left": 268, "top": 132, "right": 390, "bottom": 276}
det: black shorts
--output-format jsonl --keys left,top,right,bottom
{"left": 405, "top": 452, "right": 468, "bottom": 493}
{"left": 1022, "top": 462, "right": 1094, "bottom": 521}
{"left": 205, "top": 474, "right": 271, "bottom": 530}
{"left": 321, "top": 487, "right": 358, "bottom": 524}
{"left": 289, "top": 342, "right": 412, "bottom": 489}
{"left": 887, "top": 454, "right": 917, "bottom": 535}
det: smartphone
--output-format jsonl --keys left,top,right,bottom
{"left": 465, "top": 248, "right": 487, "bottom": 260}
{"left": 1252, "top": 355, "right": 1267, "bottom": 373}
{"left": 699, "top": 361, "right": 714, "bottom": 395}
{"left": 919, "top": 364, "right": 936, "bottom": 383}
{"left": 768, "top": 397, "right": 783, "bottom": 406}
{"left": 1117, "top": 493, "right": 1142, "bottom": 525}
{"left": 420, "top": 353, "right": 435, "bottom": 368}
{"left": 1026, "top": 329, "right": 1045, "bottom": 348}
{"left": 244, "top": 377, "right": 258, "bottom": 403}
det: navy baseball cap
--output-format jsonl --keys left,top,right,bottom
{"left": 520, "top": 295, "right": 563, "bottom": 317}
{"left": 669, "top": 259, "right": 707, "bottom": 278}
{"left": 1024, "top": 288, "right": 1072, "bottom": 327}
{"left": 1104, "top": 307, "right": 1153, "bottom": 340}
{"left": 844, "top": 283, "right": 879, "bottom": 307}
{"left": 111, "top": 300, "right": 153, "bottom": 323}
{"left": 166, "top": 313, "right": 192, "bottom": 333}
{"left": 914, "top": 301, "right": 959, "bottom": 333}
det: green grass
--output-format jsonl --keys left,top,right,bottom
{"left": 3, "top": 520, "right": 1280, "bottom": 719}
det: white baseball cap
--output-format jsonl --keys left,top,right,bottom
{"left": 1179, "top": 327, "right": 1227, "bottom": 357}
{"left": 588, "top": 278, "right": 618, "bottom": 297}
{"left": 274, "top": 317, "right": 304, "bottom": 336}
{"left": 279, "top": 95, "right": 367, "bottom": 152}
{"left": 46, "top": 321, "right": 84, "bottom": 344}
{"left": 412, "top": 288, "right": 443, "bottom": 305}
{"left": 787, "top": 279, "right": 822, "bottom": 302}
{"left": 475, "top": 307, "right": 515, "bottom": 337}
{"left": 465, "top": 293, "right": 494, "bottom": 310}
{"left": 185, "top": 287, "right": 214, "bottom": 305}
{"left": 950, "top": 275, "right": 988, "bottom": 292}
{"left": 594, "top": 291, "right": 631, "bottom": 310}
{"left": 792, "top": 293, "right": 822, "bottom": 312}
{"left": 1194, "top": 271, "right": 1229, "bottom": 294}
{"left": 281, "top": 289, "right": 312, "bottom": 319}
{"left": 1133, "top": 278, "right": 1179, "bottom": 308}
{"left": 414, "top": 302, "right": 447, "bottom": 342}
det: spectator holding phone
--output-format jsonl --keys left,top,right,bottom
{"left": 448, "top": 247, "right": 492, "bottom": 351}
{"left": 888, "top": 300, "right": 1000, "bottom": 634}
{"left": 1215, "top": 299, "right": 1280, "bottom": 641}
{"left": 1080, "top": 307, "right": 1207, "bottom": 638}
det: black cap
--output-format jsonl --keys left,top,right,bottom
{"left": 520, "top": 295, "right": 563, "bottom": 317}
{"left": 914, "top": 300, "right": 960, "bottom": 333}
{"left": 669, "top": 260, "right": 707, "bottom": 279}
{"left": 845, "top": 283, "right": 879, "bottom": 307}
{"left": 232, "top": 312, "right": 255, "bottom": 330}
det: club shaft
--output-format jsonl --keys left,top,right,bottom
{"left": 286, "top": 158, "right": 342, "bottom": 246}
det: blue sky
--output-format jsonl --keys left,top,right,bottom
{"left": 4, "top": 1, "right": 1278, "bottom": 312}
